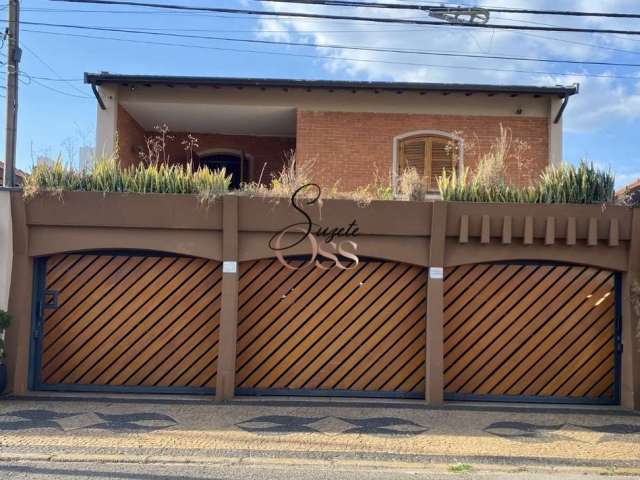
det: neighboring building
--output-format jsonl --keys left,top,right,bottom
{"left": 36, "top": 155, "right": 54, "bottom": 167}
{"left": 0, "top": 162, "right": 26, "bottom": 186}
{"left": 616, "top": 178, "right": 640, "bottom": 201}
{"left": 85, "top": 73, "right": 578, "bottom": 191}
{"left": 79, "top": 146, "right": 95, "bottom": 171}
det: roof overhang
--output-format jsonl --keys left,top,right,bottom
{"left": 86, "top": 73, "right": 579, "bottom": 134}
{"left": 85, "top": 72, "right": 579, "bottom": 98}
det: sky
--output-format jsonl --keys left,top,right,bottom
{"left": 1, "top": 0, "right": 639, "bottom": 188}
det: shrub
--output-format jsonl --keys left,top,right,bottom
{"left": 439, "top": 161, "right": 614, "bottom": 204}
{"left": 23, "top": 157, "right": 231, "bottom": 202}
{"left": 537, "top": 162, "right": 615, "bottom": 204}
{"left": 397, "top": 168, "right": 431, "bottom": 201}
{"left": 241, "top": 150, "right": 317, "bottom": 199}
{"left": 0, "top": 310, "right": 11, "bottom": 361}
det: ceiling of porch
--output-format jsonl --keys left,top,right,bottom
{"left": 119, "top": 101, "right": 297, "bottom": 137}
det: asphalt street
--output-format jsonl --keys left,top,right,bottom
{"left": 0, "top": 460, "right": 636, "bottom": 480}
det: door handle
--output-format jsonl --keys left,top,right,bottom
{"left": 43, "top": 290, "right": 59, "bottom": 310}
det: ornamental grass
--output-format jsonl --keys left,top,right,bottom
{"left": 23, "top": 156, "right": 231, "bottom": 202}
{"left": 438, "top": 161, "right": 614, "bottom": 204}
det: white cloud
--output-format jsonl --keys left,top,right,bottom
{"left": 562, "top": 75, "right": 640, "bottom": 132}
{"left": 255, "top": 0, "right": 640, "bottom": 133}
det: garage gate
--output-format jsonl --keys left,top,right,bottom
{"left": 31, "top": 252, "right": 222, "bottom": 394}
{"left": 443, "top": 263, "right": 621, "bottom": 404}
{"left": 30, "top": 252, "right": 620, "bottom": 404}
{"left": 235, "top": 257, "right": 428, "bottom": 398}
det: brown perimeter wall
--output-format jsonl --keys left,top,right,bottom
{"left": 6, "top": 192, "right": 639, "bottom": 410}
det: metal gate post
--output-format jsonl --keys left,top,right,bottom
{"left": 216, "top": 195, "right": 239, "bottom": 402}
{"left": 426, "top": 201, "right": 446, "bottom": 406}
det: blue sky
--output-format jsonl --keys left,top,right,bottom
{"left": 2, "top": 0, "right": 639, "bottom": 188}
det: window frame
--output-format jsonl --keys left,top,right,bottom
{"left": 197, "top": 148, "right": 255, "bottom": 187}
{"left": 392, "top": 130, "right": 464, "bottom": 195}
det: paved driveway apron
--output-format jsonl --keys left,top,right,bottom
{"left": 0, "top": 397, "right": 639, "bottom": 470}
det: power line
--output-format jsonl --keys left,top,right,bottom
{"left": 20, "top": 7, "right": 640, "bottom": 57}
{"left": 26, "top": 5, "right": 640, "bottom": 48}
{"left": 26, "top": 76, "right": 91, "bottom": 98}
{"left": 19, "top": 40, "right": 91, "bottom": 96}
{"left": 25, "top": 75, "right": 84, "bottom": 81}
{"left": 48, "top": 0, "right": 640, "bottom": 35}
{"left": 250, "top": 0, "right": 640, "bottom": 19}
{"left": 23, "top": 28, "right": 640, "bottom": 81}
{"left": 19, "top": 20, "right": 640, "bottom": 68}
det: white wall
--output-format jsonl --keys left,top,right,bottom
{"left": 95, "top": 85, "right": 119, "bottom": 160}
{"left": 0, "top": 190, "right": 12, "bottom": 311}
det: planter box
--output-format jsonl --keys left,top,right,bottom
{"left": 445, "top": 201, "right": 632, "bottom": 242}
{"left": 25, "top": 191, "right": 223, "bottom": 231}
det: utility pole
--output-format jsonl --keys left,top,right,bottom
{"left": 3, "top": 0, "right": 20, "bottom": 187}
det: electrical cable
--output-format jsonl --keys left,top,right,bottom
{"left": 47, "top": 0, "right": 640, "bottom": 36}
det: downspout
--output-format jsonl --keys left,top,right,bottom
{"left": 553, "top": 91, "right": 574, "bottom": 124}
{"left": 91, "top": 83, "right": 106, "bottom": 111}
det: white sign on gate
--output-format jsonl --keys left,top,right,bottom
{"left": 429, "top": 267, "right": 444, "bottom": 280}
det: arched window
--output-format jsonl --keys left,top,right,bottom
{"left": 199, "top": 150, "right": 252, "bottom": 189}
{"left": 397, "top": 133, "right": 461, "bottom": 191}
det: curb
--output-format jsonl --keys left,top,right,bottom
{"left": 1, "top": 452, "right": 640, "bottom": 476}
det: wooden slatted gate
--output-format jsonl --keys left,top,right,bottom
{"left": 31, "top": 252, "right": 222, "bottom": 394}
{"left": 235, "top": 258, "right": 428, "bottom": 398}
{"left": 443, "top": 263, "right": 620, "bottom": 404}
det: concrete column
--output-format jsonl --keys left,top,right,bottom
{"left": 621, "top": 208, "right": 640, "bottom": 410}
{"left": 548, "top": 97, "right": 564, "bottom": 166}
{"left": 426, "top": 201, "right": 447, "bottom": 406}
{"left": 6, "top": 192, "right": 32, "bottom": 394}
{"left": 216, "top": 195, "right": 239, "bottom": 402}
{"left": 95, "top": 85, "right": 119, "bottom": 159}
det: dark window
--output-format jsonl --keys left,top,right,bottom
{"left": 199, "top": 153, "right": 250, "bottom": 189}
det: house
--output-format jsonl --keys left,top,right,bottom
{"left": 616, "top": 178, "right": 640, "bottom": 204}
{"left": 4, "top": 77, "right": 639, "bottom": 409}
{"left": 0, "top": 161, "right": 26, "bottom": 186}
{"left": 85, "top": 73, "right": 577, "bottom": 191}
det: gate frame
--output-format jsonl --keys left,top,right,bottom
{"left": 28, "top": 250, "right": 218, "bottom": 396}
{"left": 442, "top": 260, "right": 622, "bottom": 406}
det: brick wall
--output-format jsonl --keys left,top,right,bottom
{"left": 161, "top": 133, "right": 295, "bottom": 183}
{"left": 116, "top": 105, "right": 295, "bottom": 182}
{"left": 117, "top": 105, "right": 549, "bottom": 191}
{"left": 295, "top": 110, "right": 549, "bottom": 191}
{"left": 116, "top": 105, "right": 146, "bottom": 168}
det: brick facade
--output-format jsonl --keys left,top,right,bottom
{"left": 116, "top": 106, "right": 295, "bottom": 183}
{"left": 295, "top": 110, "right": 549, "bottom": 191}
{"left": 116, "top": 105, "right": 146, "bottom": 168}
{"left": 116, "top": 105, "right": 549, "bottom": 191}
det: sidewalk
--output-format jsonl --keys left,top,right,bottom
{"left": 1, "top": 395, "right": 639, "bottom": 475}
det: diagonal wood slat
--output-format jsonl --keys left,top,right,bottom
{"left": 443, "top": 263, "right": 618, "bottom": 403}
{"left": 235, "top": 258, "right": 428, "bottom": 397}
{"left": 39, "top": 253, "right": 221, "bottom": 391}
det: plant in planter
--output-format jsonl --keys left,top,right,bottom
{"left": 0, "top": 310, "right": 11, "bottom": 394}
